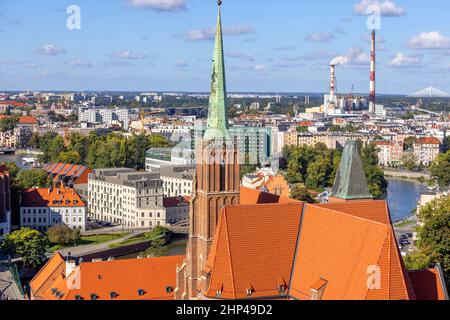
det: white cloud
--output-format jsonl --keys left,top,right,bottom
{"left": 108, "top": 51, "right": 149, "bottom": 60}
{"left": 35, "top": 44, "right": 66, "bottom": 56}
{"left": 226, "top": 52, "right": 255, "bottom": 62}
{"left": 330, "top": 47, "right": 370, "bottom": 66}
{"left": 390, "top": 53, "right": 421, "bottom": 67}
{"left": 182, "top": 26, "right": 255, "bottom": 42}
{"left": 70, "top": 60, "right": 93, "bottom": 68}
{"left": 125, "top": 0, "right": 186, "bottom": 12}
{"left": 175, "top": 59, "right": 188, "bottom": 67}
{"left": 305, "top": 32, "right": 335, "bottom": 43}
{"left": 407, "top": 31, "right": 450, "bottom": 50}
{"left": 354, "top": 0, "right": 406, "bottom": 17}
{"left": 272, "top": 45, "right": 297, "bottom": 51}
{"left": 233, "top": 64, "right": 267, "bottom": 73}
{"left": 361, "top": 34, "right": 385, "bottom": 43}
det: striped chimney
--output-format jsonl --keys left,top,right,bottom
{"left": 330, "top": 64, "right": 336, "bottom": 102}
{"left": 369, "top": 30, "right": 376, "bottom": 113}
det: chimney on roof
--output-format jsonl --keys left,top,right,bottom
{"left": 65, "top": 260, "right": 77, "bottom": 277}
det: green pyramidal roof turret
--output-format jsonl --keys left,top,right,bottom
{"left": 203, "top": 1, "right": 229, "bottom": 141}
{"left": 331, "top": 141, "right": 373, "bottom": 200}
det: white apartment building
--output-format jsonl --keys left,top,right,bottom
{"left": 20, "top": 187, "right": 87, "bottom": 231}
{"left": 414, "top": 137, "right": 441, "bottom": 166}
{"left": 88, "top": 168, "right": 166, "bottom": 229}
{"left": 160, "top": 165, "right": 195, "bottom": 198}
{"left": 78, "top": 106, "right": 130, "bottom": 130}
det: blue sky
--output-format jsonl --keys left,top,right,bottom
{"left": 0, "top": 0, "right": 450, "bottom": 94}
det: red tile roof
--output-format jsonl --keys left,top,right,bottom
{"left": 415, "top": 137, "right": 440, "bottom": 145}
{"left": 21, "top": 187, "right": 85, "bottom": 207}
{"left": 163, "top": 196, "right": 189, "bottom": 208}
{"left": 201, "top": 203, "right": 304, "bottom": 299}
{"left": 289, "top": 202, "right": 415, "bottom": 300}
{"left": 30, "top": 252, "right": 66, "bottom": 300}
{"left": 239, "top": 186, "right": 299, "bottom": 205}
{"left": 409, "top": 268, "right": 448, "bottom": 300}
{"left": 35, "top": 255, "right": 185, "bottom": 300}
{"left": 0, "top": 115, "right": 38, "bottom": 124}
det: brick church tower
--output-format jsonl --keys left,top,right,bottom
{"left": 175, "top": 0, "right": 240, "bottom": 300}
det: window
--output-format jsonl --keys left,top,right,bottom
{"left": 220, "top": 159, "right": 226, "bottom": 191}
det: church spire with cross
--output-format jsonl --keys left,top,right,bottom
{"left": 203, "top": 0, "right": 229, "bottom": 141}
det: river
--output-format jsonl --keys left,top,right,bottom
{"left": 1, "top": 154, "right": 425, "bottom": 257}
{"left": 386, "top": 178, "right": 426, "bottom": 221}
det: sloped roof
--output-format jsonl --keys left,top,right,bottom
{"left": 21, "top": 188, "right": 85, "bottom": 207}
{"left": 30, "top": 252, "right": 66, "bottom": 299}
{"left": 409, "top": 268, "right": 448, "bottom": 300}
{"left": 289, "top": 203, "right": 414, "bottom": 300}
{"left": 240, "top": 186, "right": 299, "bottom": 205}
{"left": 38, "top": 255, "right": 185, "bottom": 300}
{"left": 202, "top": 203, "right": 304, "bottom": 299}
{"left": 331, "top": 140, "right": 373, "bottom": 201}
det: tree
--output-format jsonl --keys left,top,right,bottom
{"left": 145, "top": 238, "right": 169, "bottom": 257}
{"left": 430, "top": 151, "right": 450, "bottom": 187}
{"left": 416, "top": 196, "right": 450, "bottom": 286}
{"left": 47, "top": 224, "right": 81, "bottom": 246}
{"left": 401, "top": 152, "right": 418, "bottom": 171}
{"left": 15, "top": 169, "right": 50, "bottom": 189}
{"left": 0, "top": 116, "right": 19, "bottom": 132}
{"left": 1, "top": 228, "right": 49, "bottom": 268}
{"left": 58, "top": 150, "right": 81, "bottom": 164}
{"left": 361, "top": 144, "right": 388, "bottom": 199}
{"left": 441, "top": 136, "right": 450, "bottom": 154}
{"left": 403, "top": 136, "right": 416, "bottom": 151}
{"left": 296, "top": 126, "right": 308, "bottom": 133}
{"left": 290, "top": 184, "right": 316, "bottom": 203}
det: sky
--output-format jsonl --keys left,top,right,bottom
{"left": 1, "top": 0, "right": 450, "bottom": 94}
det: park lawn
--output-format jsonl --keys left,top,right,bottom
{"left": 109, "top": 228, "right": 168, "bottom": 249}
{"left": 48, "top": 233, "right": 130, "bottom": 252}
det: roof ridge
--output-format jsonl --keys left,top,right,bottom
{"left": 223, "top": 208, "right": 237, "bottom": 299}
{"left": 308, "top": 203, "right": 390, "bottom": 227}
{"left": 30, "top": 252, "right": 65, "bottom": 294}
{"left": 364, "top": 228, "right": 390, "bottom": 300}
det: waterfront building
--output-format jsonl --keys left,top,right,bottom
{"left": 372, "top": 141, "right": 404, "bottom": 167}
{"left": 163, "top": 196, "right": 189, "bottom": 225}
{"left": 413, "top": 137, "right": 441, "bottom": 166}
{"left": 160, "top": 165, "right": 195, "bottom": 198}
{"left": 88, "top": 168, "right": 166, "bottom": 229}
{"left": 0, "top": 165, "right": 11, "bottom": 239}
{"left": 20, "top": 187, "right": 87, "bottom": 231}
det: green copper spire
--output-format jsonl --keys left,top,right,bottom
{"left": 331, "top": 141, "right": 373, "bottom": 200}
{"left": 203, "top": 0, "right": 229, "bottom": 141}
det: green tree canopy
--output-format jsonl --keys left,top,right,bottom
{"left": 430, "top": 151, "right": 450, "bottom": 187}
{"left": 0, "top": 116, "right": 20, "bottom": 132}
{"left": 1, "top": 228, "right": 49, "bottom": 268}
{"left": 290, "top": 184, "right": 316, "bottom": 204}
{"left": 416, "top": 196, "right": 450, "bottom": 286}
{"left": 47, "top": 224, "right": 81, "bottom": 246}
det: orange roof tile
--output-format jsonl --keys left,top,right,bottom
{"left": 239, "top": 186, "right": 299, "bottom": 205}
{"left": 30, "top": 252, "right": 66, "bottom": 300}
{"left": 39, "top": 256, "right": 185, "bottom": 300}
{"left": 21, "top": 187, "right": 85, "bottom": 207}
{"left": 289, "top": 204, "right": 414, "bottom": 300}
{"left": 202, "top": 203, "right": 304, "bottom": 299}
{"left": 409, "top": 268, "right": 448, "bottom": 300}
{"left": 415, "top": 137, "right": 440, "bottom": 145}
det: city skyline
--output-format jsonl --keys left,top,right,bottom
{"left": 1, "top": 0, "right": 450, "bottom": 94}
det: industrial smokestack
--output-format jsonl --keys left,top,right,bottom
{"left": 369, "top": 30, "right": 376, "bottom": 113}
{"left": 330, "top": 64, "right": 336, "bottom": 102}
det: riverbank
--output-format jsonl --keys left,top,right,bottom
{"left": 384, "top": 169, "right": 431, "bottom": 181}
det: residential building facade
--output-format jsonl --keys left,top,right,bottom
{"left": 160, "top": 165, "right": 195, "bottom": 197}
{"left": 88, "top": 168, "right": 166, "bottom": 229}
{"left": 0, "top": 165, "right": 11, "bottom": 239}
{"left": 414, "top": 137, "right": 441, "bottom": 166}
{"left": 20, "top": 187, "right": 87, "bottom": 231}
